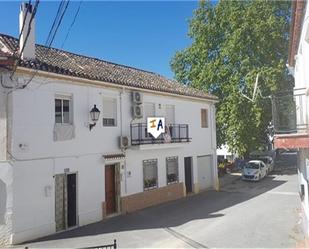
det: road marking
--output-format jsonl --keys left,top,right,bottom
{"left": 267, "top": 191, "right": 298, "bottom": 196}
{"left": 164, "top": 227, "right": 208, "bottom": 248}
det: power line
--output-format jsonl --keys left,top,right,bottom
{"left": 61, "top": 0, "right": 83, "bottom": 49}
{"left": 21, "top": 0, "right": 70, "bottom": 89}
{"left": 45, "top": 0, "right": 66, "bottom": 47}
{"left": 46, "top": 0, "right": 70, "bottom": 47}
{"left": 10, "top": 0, "right": 40, "bottom": 80}
{"left": 17, "top": 0, "right": 31, "bottom": 43}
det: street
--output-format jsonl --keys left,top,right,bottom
{"left": 20, "top": 170, "right": 303, "bottom": 248}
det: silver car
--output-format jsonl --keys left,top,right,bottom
{"left": 242, "top": 160, "right": 268, "bottom": 181}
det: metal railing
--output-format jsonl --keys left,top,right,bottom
{"left": 79, "top": 239, "right": 117, "bottom": 249}
{"left": 130, "top": 123, "right": 191, "bottom": 145}
{"left": 272, "top": 93, "right": 308, "bottom": 134}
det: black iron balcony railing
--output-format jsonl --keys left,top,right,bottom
{"left": 130, "top": 123, "right": 191, "bottom": 145}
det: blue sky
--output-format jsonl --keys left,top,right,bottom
{"left": 0, "top": 1, "right": 199, "bottom": 79}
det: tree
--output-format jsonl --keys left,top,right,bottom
{"left": 171, "top": 0, "right": 293, "bottom": 156}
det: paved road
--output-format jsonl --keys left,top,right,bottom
{"left": 20, "top": 170, "right": 303, "bottom": 248}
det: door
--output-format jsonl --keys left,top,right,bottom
{"left": 55, "top": 173, "right": 77, "bottom": 231}
{"left": 55, "top": 174, "right": 66, "bottom": 232}
{"left": 105, "top": 165, "right": 116, "bottom": 215}
{"left": 67, "top": 173, "right": 77, "bottom": 228}
{"left": 197, "top": 155, "right": 213, "bottom": 190}
{"left": 184, "top": 157, "right": 193, "bottom": 193}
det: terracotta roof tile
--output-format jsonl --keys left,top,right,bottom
{"left": 0, "top": 34, "right": 217, "bottom": 101}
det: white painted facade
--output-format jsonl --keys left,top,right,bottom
{"left": 0, "top": 69, "right": 218, "bottom": 245}
{"left": 292, "top": 2, "right": 309, "bottom": 237}
{"left": 0, "top": 3, "right": 218, "bottom": 244}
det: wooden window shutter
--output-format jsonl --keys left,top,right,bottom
{"left": 201, "top": 109, "right": 208, "bottom": 128}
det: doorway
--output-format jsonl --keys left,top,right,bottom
{"left": 184, "top": 157, "right": 193, "bottom": 193}
{"left": 105, "top": 165, "right": 116, "bottom": 215}
{"left": 67, "top": 173, "right": 77, "bottom": 228}
{"left": 197, "top": 155, "right": 213, "bottom": 190}
{"left": 55, "top": 172, "right": 78, "bottom": 232}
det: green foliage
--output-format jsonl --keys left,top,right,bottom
{"left": 171, "top": 0, "right": 293, "bottom": 156}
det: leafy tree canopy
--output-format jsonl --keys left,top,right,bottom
{"left": 171, "top": 0, "right": 293, "bottom": 156}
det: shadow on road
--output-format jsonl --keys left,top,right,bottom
{"left": 24, "top": 171, "right": 296, "bottom": 245}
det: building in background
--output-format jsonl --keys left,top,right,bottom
{"left": 274, "top": 0, "right": 309, "bottom": 237}
{"left": 217, "top": 144, "right": 237, "bottom": 163}
{"left": 0, "top": 3, "right": 218, "bottom": 245}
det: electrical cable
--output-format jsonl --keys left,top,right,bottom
{"left": 61, "top": 0, "right": 82, "bottom": 49}
{"left": 46, "top": 0, "right": 70, "bottom": 47}
{"left": 20, "top": 0, "right": 70, "bottom": 89}
{"left": 10, "top": 0, "right": 40, "bottom": 79}
{"left": 45, "top": 0, "right": 66, "bottom": 47}
{"left": 17, "top": 0, "right": 31, "bottom": 44}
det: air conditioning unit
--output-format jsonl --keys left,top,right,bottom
{"left": 119, "top": 136, "right": 129, "bottom": 149}
{"left": 132, "top": 91, "right": 143, "bottom": 104}
{"left": 132, "top": 104, "right": 143, "bottom": 119}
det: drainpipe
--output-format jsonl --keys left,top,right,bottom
{"left": 211, "top": 104, "right": 219, "bottom": 191}
{"left": 119, "top": 87, "right": 128, "bottom": 194}
{"left": 120, "top": 87, "right": 124, "bottom": 139}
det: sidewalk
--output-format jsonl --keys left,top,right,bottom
{"left": 218, "top": 172, "right": 241, "bottom": 189}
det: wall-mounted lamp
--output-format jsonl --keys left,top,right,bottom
{"left": 89, "top": 104, "right": 100, "bottom": 131}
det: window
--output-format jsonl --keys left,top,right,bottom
{"left": 103, "top": 97, "right": 117, "bottom": 126}
{"left": 55, "top": 96, "right": 72, "bottom": 124}
{"left": 165, "top": 105, "right": 175, "bottom": 125}
{"left": 143, "top": 159, "right": 158, "bottom": 190}
{"left": 166, "top": 156, "right": 178, "bottom": 184}
{"left": 201, "top": 108, "right": 208, "bottom": 128}
{"left": 144, "top": 102, "right": 155, "bottom": 137}
{"left": 144, "top": 102, "right": 155, "bottom": 122}
{"left": 54, "top": 95, "right": 74, "bottom": 141}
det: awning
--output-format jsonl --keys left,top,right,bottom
{"left": 103, "top": 153, "right": 126, "bottom": 161}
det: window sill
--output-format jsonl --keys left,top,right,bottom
{"left": 55, "top": 123, "right": 73, "bottom": 126}
{"left": 143, "top": 186, "right": 158, "bottom": 191}
{"left": 167, "top": 181, "right": 179, "bottom": 185}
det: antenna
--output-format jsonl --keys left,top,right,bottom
{"left": 239, "top": 73, "right": 260, "bottom": 102}
{"left": 252, "top": 73, "right": 259, "bottom": 101}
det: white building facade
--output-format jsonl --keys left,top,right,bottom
{"left": 274, "top": 0, "right": 309, "bottom": 238}
{"left": 0, "top": 4, "right": 218, "bottom": 245}
{"left": 293, "top": 0, "right": 309, "bottom": 237}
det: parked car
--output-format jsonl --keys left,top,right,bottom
{"left": 258, "top": 156, "right": 274, "bottom": 174}
{"left": 242, "top": 160, "right": 267, "bottom": 181}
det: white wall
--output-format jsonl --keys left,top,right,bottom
{"left": 294, "top": 2, "right": 309, "bottom": 238}
{"left": 11, "top": 154, "right": 104, "bottom": 243}
{"left": 0, "top": 80, "right": 7, "bottom": 161}
{"left": 8, "top": 77, "right": 215, "bottom": 161}
{"left": 0, "top": 162, "right": 13, "bottom": 246}
{"left": 295, "top": 3, "right": 309, "bottom": 128}
{"left": 2, "top": 72, "right": 217, "bottom": 243}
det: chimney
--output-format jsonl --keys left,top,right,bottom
{"left": 19, "top": 2, "right": 35, "bottom": 60}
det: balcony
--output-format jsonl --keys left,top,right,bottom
{"left": 130, "top": 123, "right": 191, "bottom": 146}
{"left": 273, "top": 92, "right": 309, "bottom": 149}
